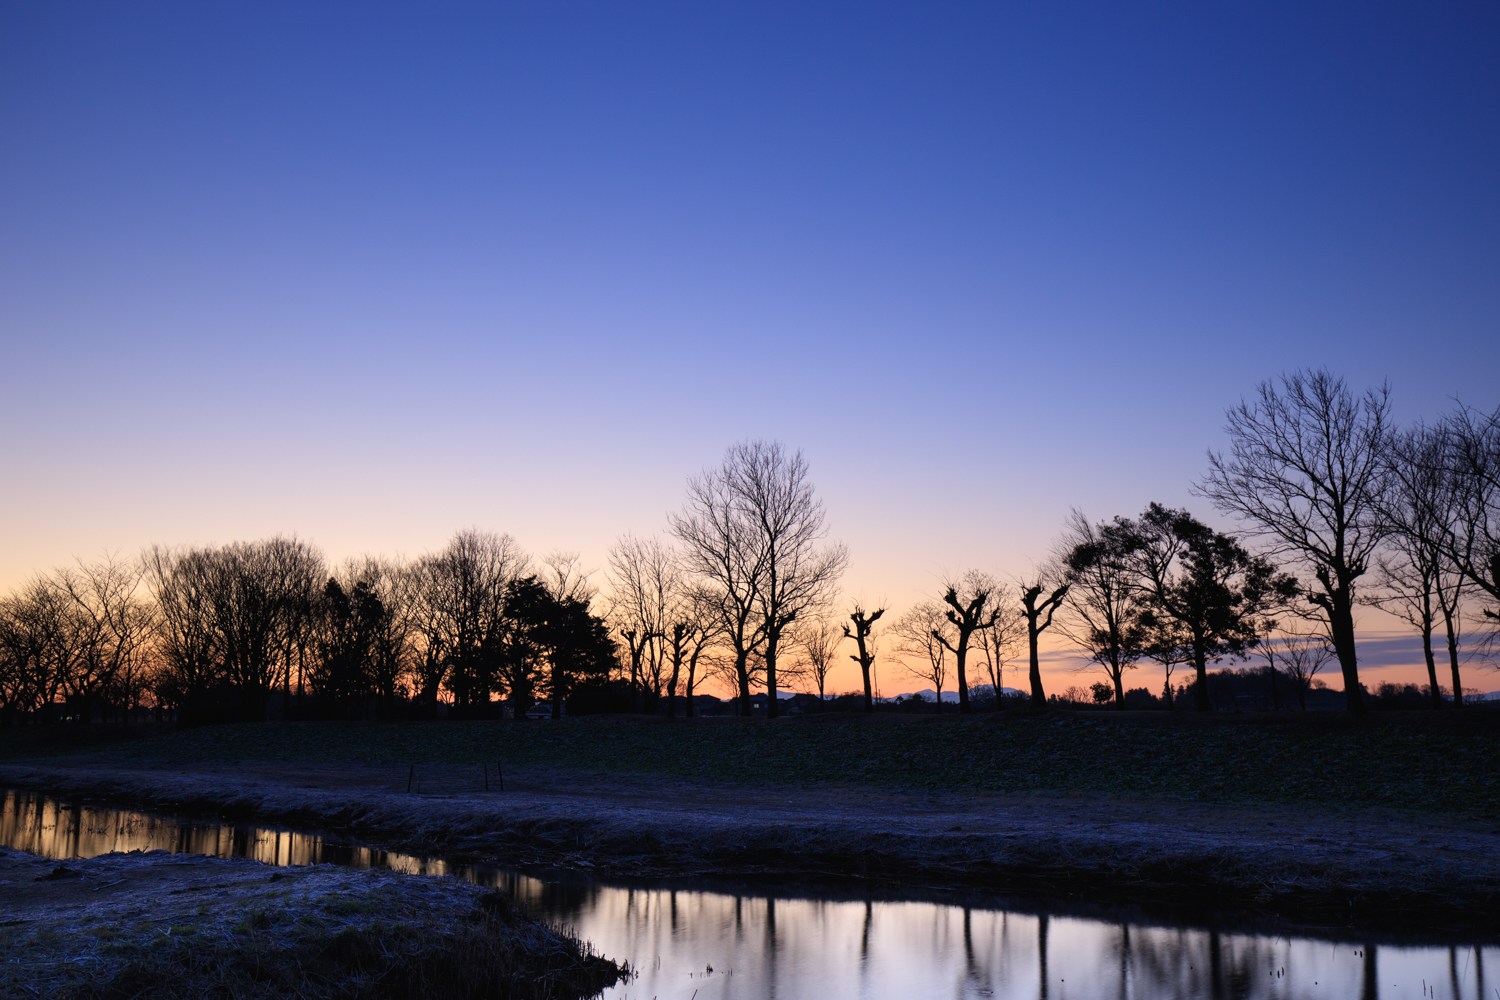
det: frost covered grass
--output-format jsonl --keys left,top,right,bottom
{"left": 6, "top": 710, "right": 1497, "bottom": 818}
{"left": 0, "top": 847, "right": 625, "bottom": 999}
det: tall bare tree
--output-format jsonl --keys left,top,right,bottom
{"left": 145, "top": 546, "right": 224, "bottom": 715}
{"left": 1198, "top": 369, "right": 1392, "bottom": 713}
{"left": 673, "top": 442, "right": 845, "bottom": 716}
{"left": 1442, "top": 403, "right": 1500, "bottom": 639}
{"left": 728, "top": 442, "right": 847, "bottom": 719}
{"left": 406, "top": 530, "right": 525, "bottom": 714}
{"left": 843, "top": 604, "right": 884, "bottom": 712}
{"left": 606, "top": 535, "right": 674, "bottom": 709}
{"left": 671, "top": 461, "right": 766, "bottom": 714}
{"left": 45, "top": 557, "right": 154, "bottom": 721}
{"left": 893, "top": 602, "right": 951, "bottom": 708}
{"left": 1378, "top": 424, "right": 1470, "bottom": 707}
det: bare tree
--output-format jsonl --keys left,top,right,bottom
{"left": 210, "top": 537, "right": 324, "bottom": 719}
{"left": 1057, "top": 512, "right": 1145, "bottom": 708}
{"left": 681, "top": 585, "right": 723, "bottom": 717}
{"left": 606, "top": 535, "right": 674, "bottom": 710}
{"left": 0, "top": 578, "right": 75, "bottom": 720}
{"left": 1378, "top": 424, "right": 1470, "bottom": 707}
{"left": 1276, "top": 629, "right": 1335, "bottom": 710}
{"left": 893, "top": 602, "right": 951, "bottom": 708}
{"left": 929, "top": 570, "right": 1005, "bottom": 713}
{"left": 796, "top": 617, "right": 843, "bottom": 702}
{"left": 727, "top": 442, "right": 847, "bottom": 719}
{"left": 1017, "top": 567, "right": 1070, "bottom": 707}
{"left": 843, "top": 604, "right": 885, "bottom": 712}
{"left": 54, "top": 557, "right": 155, "bottom": 722}
{"left": 405, "top": 530, "right": 526, "bottom": 714}
{"left": 671, "top": 458, "right": 766, "bottom": 715}
{"left": 145, "top": 546, "right": 224, "bottom": 716}
{"left": 975, "top": 590, "right": 1024, "bottom": 709}
{"left": 1198, "top": 369, "right": 1392, "bottom": 713}
{"left": 1442, "top": 403, "right": 1500, "bottom": 638}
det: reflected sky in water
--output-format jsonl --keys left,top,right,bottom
{"left": 2, "top": 790, "right": 1492, "bottom": 1000}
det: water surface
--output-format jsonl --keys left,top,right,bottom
{"left": 1, "top": 789, "right": 1491, "bottom": 1000}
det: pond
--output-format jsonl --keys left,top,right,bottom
{"left": 0, "top": 788, "right": 1492, "bottom": 999}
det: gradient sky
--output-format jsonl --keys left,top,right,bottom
{"left": 2, "top": 3, "right": 1497, "bottom": 695}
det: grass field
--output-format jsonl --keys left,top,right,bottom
{"left": 4, "top": 709, "right": 1497, "bottom": 819}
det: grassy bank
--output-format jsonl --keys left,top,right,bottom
{"left": 0, "top": 847, "right": 625, "bottom": 999}
{"left": 4, "top": 709, "right": 1498, "bottom": 818}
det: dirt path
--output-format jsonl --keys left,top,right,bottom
{"left": 3, "top": 760, "right": 1497, "bottom": 938}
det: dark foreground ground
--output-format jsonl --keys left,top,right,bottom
{"left": 0, "top": 846, "right": 625, "bottom": 1000}
{"left": 1, "top": 709, "right": 1497, "bottom": 941}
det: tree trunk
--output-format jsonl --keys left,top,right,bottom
{"left": 666, "top": 650, "right": 682, "bottom": 720}
{"left": 1444, "top": 611, "right": 1463, "bottom": 709}
{"left": 1027, "top": 625, "right": 1046, "bottom": 707}
{"left": 1421, "top": 624, "right": 1442, "bottom": 709}
{"left": 1193, "top": 642, "right": 1212, "bottom": 712}
{"left": 735, "top": 652, "right": 752, "bottom": 716}
{"left": 765, "top": 630, "right": 780, "bottom": 719}
{"left": 1329, "top": 586, "right": 1366, "bottom": 713}
{"left": 954, "top": 643, "right": 970, "bottom": 714}
{"left": 685, "top": 649, "right": 699, "bottom": 718}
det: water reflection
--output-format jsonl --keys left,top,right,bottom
{"left": 2, "top": 789, "right": 1493, "bottom": 1000}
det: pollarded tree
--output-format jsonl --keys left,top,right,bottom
{"left": 1017, "top": 569, "right": 1070, "bottom": 707}
{"left": 1125, "top": 504, "right": 1296, "bottom": 712}
{"left": 932, "top": 570, "right": 1005, "bottom": 714}
{"left": 1057, "top": 511, "right": 1146, "bottom": 708}
{"left": 843, "top": 604, "right": 885, "bottom": 712}
{"left": 1198, "top": 369, "right": 1392, "bottom": 713}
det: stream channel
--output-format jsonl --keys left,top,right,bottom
{"left": 1, "top": 788, "right": 1493, "bottom": 999}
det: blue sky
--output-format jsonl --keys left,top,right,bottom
{"left": 2, "top": 2, "right": 1496, "bottom": 690}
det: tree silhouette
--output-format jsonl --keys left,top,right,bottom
{"left": 933, "top": 571, "right": 1004, "bottom": 714}
{"left": 1125, "top": 504, "right": 1295, "bottom": 712}
{"left": 1058, "top": 512, "right": 1146, "bottom": 708}
{"left": 843, "top": 604, "right": 885, "bottom": 712}
{"left": 1018, "top": 572, "right": 1070, "bottom": 707}
{"left": 1198, "top": 370, "right": 1391, "bottom": 712}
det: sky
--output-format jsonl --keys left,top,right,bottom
{"left": 2, "top": 2, "right": 1497, "bottom": 696}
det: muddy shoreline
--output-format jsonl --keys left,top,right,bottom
{"left": 2, "top": 759, "right": 1496, "bottom": 942}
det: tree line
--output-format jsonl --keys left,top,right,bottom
{"left": 1, "top": 370, "right": 1496, "bottom": 722}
